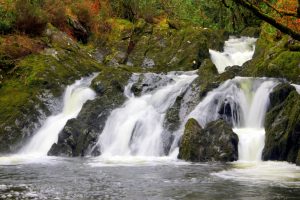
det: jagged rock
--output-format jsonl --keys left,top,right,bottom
{"left": 217, "top": 100, "right": 239, "bottom": 126}
{"left": 263, "top": 84, "right": 300, "bottom": 165}
{"left": 130, "top": 72, "right": 174, "bottom": 96}
{"left": 68, "top": 18, "right": 89, "bottom": 44}
{"left": 178, "top": 119, "right": 238, "bottom": 162}
{"left": 164, "top": 95, "right": 183, "bottom": 133}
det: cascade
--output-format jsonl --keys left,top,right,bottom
{"left": 95, "top": 72, "right": 198, "bottom": 157}
{"left": 292, "top": 84, "right": 300, "bottom": 94}
{"left": 172, "top": 77, "right": 278, "bottom": 161}
{"left": 209, "top": 37, "right": 257, "bottom": 73}
{"left": 20, "top": 74, "right": 97, "bottom": 156}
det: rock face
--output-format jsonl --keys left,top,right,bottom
{"left": 241, "top": 23, "right": 300, "bottom": 84}
{"left": 178, "top": 119, "right": 238, "bottom": 162}
{"left": 97, "top": 19, "right": 225, "bottom": 72}
{"left": 263, "top": 83, "right": 300, "bottom": 164}
{"left": 48, "top": 67, "right": 132, "bottom": 157}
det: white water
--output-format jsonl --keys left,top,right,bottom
{"left": 209, "top": 37, "right": 257, "bottom": 73}
{"left": 213, "top": 161, "right": 300, "bottom": 186}
{"left": 20, "top": 75, "right": 97, "bottom": 156}
{"left": 95, "top": 72, "right": 198, "bottom": 160}
{"left": 172, "top": 77, "right": 278, "bottom": 162}
{"left": 292, "top": 84, "right": 300, "bottom": 94}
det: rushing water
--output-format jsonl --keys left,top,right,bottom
{"left": 292, "top": 84, "right": 300, "bottom": 94}
{"left": 96, "top": 72, "right": 198, "bottom": 158}
{"left": 21, "top": 74, "right": 97, "bottom": 156}
{"left": 171, "top": 77, "right": 278, "bottom": 159}
{"left": 209, "top": 37, "right": 257, "bottom": 73}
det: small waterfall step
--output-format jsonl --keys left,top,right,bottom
{"left": 95, "top": 71, "right": 198, "bottom": 158}
{"left": 209, "top": 37, "right": 257, "bottom": 73}
{"left": 175, "top": 77, "right": 279, "bottom": 162}
{"left": 20, "top": 74, "right": 97, "bottom": 156}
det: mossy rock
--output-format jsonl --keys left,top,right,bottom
{"left": 178, "top": 119, "right": 238, "bottom": 162}
{"left": 263, "top": 90, "right": 300, "bottom": 164}
{"left": 95, "top": 18, "right": 225, "bottom": 72}
{"left": 241, "top": 23, "right": 300, "bottom": 83}
{"left": 0, "top": 26, "right": 104, "bottom": 153}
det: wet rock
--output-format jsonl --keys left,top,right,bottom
{"left": 268, "top": 83, "right": 295, "bottom": 109}
{"left": 48, "top": 67, "right": 132, "bottom": 157}
{"left": 142, "top": 57, "right": 155, "bottom": 68}
{"left": 178, "top": 119, "right": 238, "bottom": 162}
{"left": 164, "top": 95, "right": 183, "bottom": 133}
{"left": 263, "top": 84, "right": 300, "bottom": 165}
{"left": 130, "top": 72, "right": 174, "bottom": 96}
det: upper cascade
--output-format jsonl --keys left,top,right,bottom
{"left": 209, "top": 37, "right": 257, "bottom": 73}
{"left": 20, "top": 74, "right": 97, "bottom": 156}
{"left": 95, "top": 71, "right": 198, "bottom": 157}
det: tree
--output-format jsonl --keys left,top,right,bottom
{"left": 229, "top": 0, "right": 300, "bottom": 40}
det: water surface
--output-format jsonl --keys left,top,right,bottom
{"left": 1, "top": 158, "right": 300, "bottom": 200}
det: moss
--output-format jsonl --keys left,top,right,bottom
{"left": 179, "top": 119, "right": 239, "bottom": 162}
{"left": 266, "top": 52, "right": 300, "bottom": 81}
{"left": 242, "top": 25, "right": 300, "bottom": 83}
{"left": 178, "top": 118, "right": 202, "bottom": 161}
{"left": 0, "top": 25, "right": 105, "bottom": 152}
{"left": 263, "top": 91, "right": 300, "bottom": 163}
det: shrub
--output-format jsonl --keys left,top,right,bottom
{"left": 14, "top": 0, "right": 48, "bottom": 35}
{"left": 0, "top": 5, "right": 16, "bottom": 34}
{"left": 72, "top": 1, "right": 96, "bottom": 32}
{"left": 42, "top": 0, "right": 67, "bottom": 30}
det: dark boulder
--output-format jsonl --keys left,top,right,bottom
{"left": 263, "top": 84, "right": 300, "bottom": 165}
{"left": 268, "top": 83, "right": 295, "bottom": 109}
{"left": 178, "top": 119, "right": 238, "bottom": 162}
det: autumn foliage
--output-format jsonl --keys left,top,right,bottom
{"left": 232, "top": 0, "right": 300, "bottom": 40}
{"left": 276, "top": 0, "right": 300, "bottom": 33}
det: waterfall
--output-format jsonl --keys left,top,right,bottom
{"left": 173, "top": 77, "right": 278, "bottom": 161}
{"left": 209, "top": 37, "right": 257, "bottom": 73}
{"left": 95, "top": 72, "right": 198, "bottom": 158}
{"left": 292, "top": 84, "right": 300, "bottom": 94}
{"left": 20, "top": 74, "right": 97, "bottom": 156}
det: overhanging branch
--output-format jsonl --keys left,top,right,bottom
{"left": 233, "top": 0, "right": 300, "bottom": 41}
